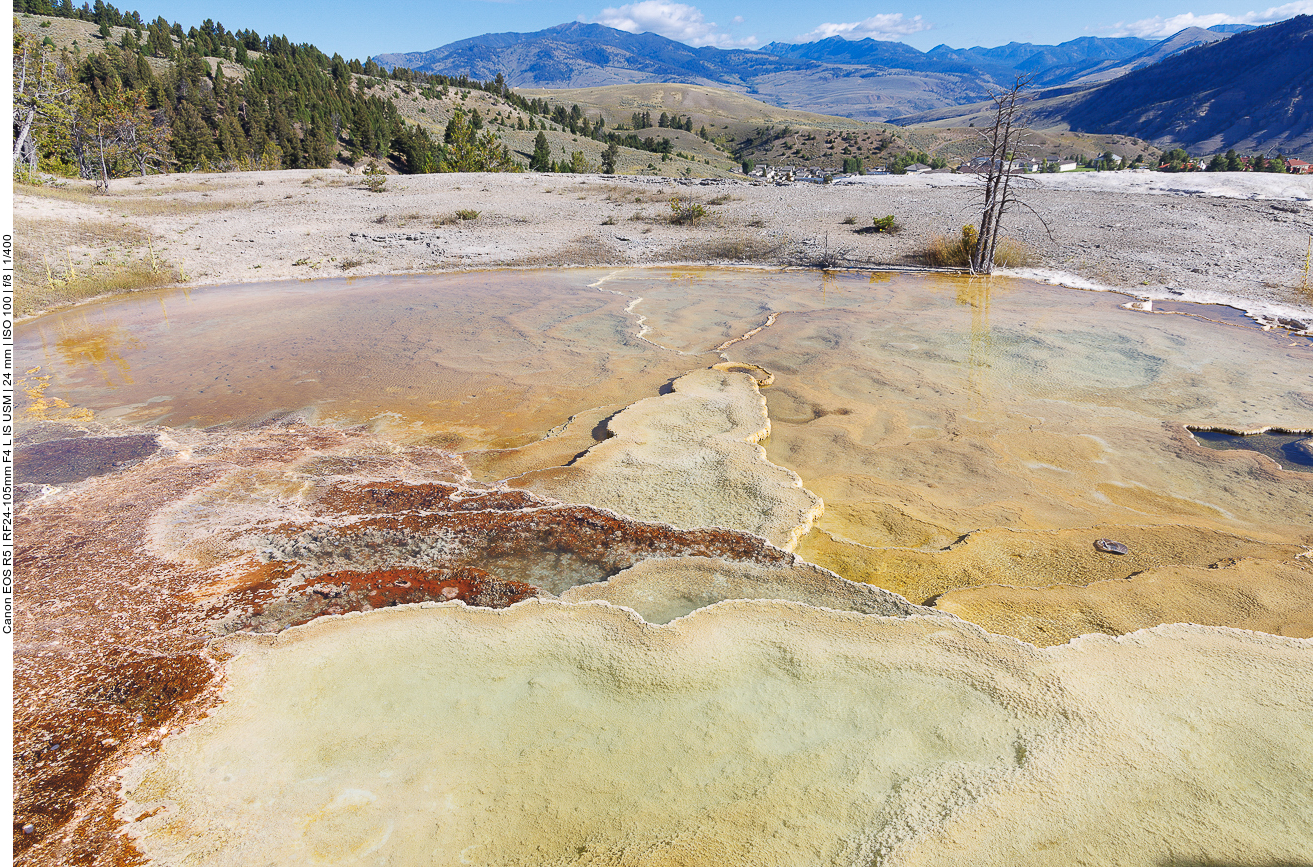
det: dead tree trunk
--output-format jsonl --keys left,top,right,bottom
{"left": 970, "top": 77, "right": 1033, "bottom": 274}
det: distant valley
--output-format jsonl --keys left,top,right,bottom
{"left": 376, "top": 21, "right": 1249, "bottom": 122}
{"left": 376, "top": 16, "right": 1313, "bottom": 157}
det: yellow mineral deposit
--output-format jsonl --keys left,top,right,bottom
{"left": 15, "top": 268, "right": 1312, "bottom": 644}
{"left": 14, "top": 266, "right": 1313, "bottom": 867}
{"left": 118, "top": 601, "right": 1313, "bottom": 866}
{"left": 935, "top": 556, "right": 1313, "bottom": 645}
{"left": 514, "top": 365, "right": 824, "bottom": 550}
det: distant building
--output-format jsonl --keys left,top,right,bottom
{"left": 957, "top": 157, "right": 1029, "bottom": 175}
{"left": 903, "top": 163, "right": 932, "bottom": 174}
{"left": 1288, "top": 159, "right": 1312, "bottom": 174}
{"left": 1058, "top": 161, "right": 1078, "bottom": 171}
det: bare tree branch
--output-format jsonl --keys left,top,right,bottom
{"left": 968, "top": 75, "right": 1040, "bottom": 274}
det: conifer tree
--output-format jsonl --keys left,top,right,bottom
{"left": 601, "top": 141, "right": 619, "bottom": 174}
{"left": 530, "top": 130, "right": 550, "bottom": 172}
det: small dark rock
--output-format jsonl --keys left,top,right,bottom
{"left": 1094, "top": 538, "right": 1129, "bottom": 555}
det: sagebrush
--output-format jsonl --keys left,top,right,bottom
{"left": 923, "top": 225, "right": 1033, "bottom": 269}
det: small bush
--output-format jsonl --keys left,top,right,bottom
{"left": 922, "top": 225, "right": 977, "bottom": 268}
{"left": 455, "top": 208, "right": 480, "bottom": 221}
{"left": 16, "top": 256, "right": 183, "bottom": 316}
{"left": 856, "top": 215, "right": 900, "bottom": 235}
{"left": 922, "top": 225, "right": 1034, "bottom": 269}
{"left": 339, "top": 257, "right": 365, "bottom": 270}
{"left": 362, "top": 162, "right": 387, "bottom": 193}
{"left": 668, "top": 197, "right": 707, "bottom": 225}
{"left": 841, "top": 216, "right": 857, "bottom": 225}
{"left": 991, "top": 238, "right": 1036, "bottom": 268}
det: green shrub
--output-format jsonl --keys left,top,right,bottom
{"left": 362, "top": 162, "right": 387, "bottom": 193}
{"left": 854, "top": 215, "right": 900, "bottom": 235}
{"left": 455, "top": 208, "right": 480, "bottom": 221}
{"left": 668, "top": 197, "right": 707, "bottom": 225}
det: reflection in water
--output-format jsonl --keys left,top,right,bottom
{"left": 55, "top": 323, "right": 137, "bottom": 386}
{"left": 14, "top": 268, "right": 1313, "bottom": 647}
{"left": 15, "top": 273, "right": 705, "bottom": 444}
{"left": 15, "top": 269, "right": 1313, "bottom": 867}
{"left": 957, "top": 277, "right": 993, "bottom": 399}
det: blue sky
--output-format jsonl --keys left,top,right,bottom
{"left": 136, "top": 0, "right": 1312, "bottom": 60}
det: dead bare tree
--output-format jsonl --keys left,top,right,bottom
{"left": 68, "top": 90, "right": 171, "bottom": 191}
{"left": 969, "top": 76, "right": 1050, "bottom": 274}
{"left": 12, "top": 36, "right": 76, "bottom": 180}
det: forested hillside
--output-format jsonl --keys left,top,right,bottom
{"left": 12, "top": 3, "right": 744, "bottom": 184}
{"left": 11, "top": 2, "right": 563, "bottom": 184}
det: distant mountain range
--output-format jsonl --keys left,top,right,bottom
{"left": 375, "top": 18, "right": 1313, "bottom": 156}
{"left": 376, "top": 23, "right": 806, "bottom": 91}
{"left": 375, "top": 22, "right": 1259, "bottom": 122}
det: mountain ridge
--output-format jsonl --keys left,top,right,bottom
{"left": 1035, "top": 15, "right": 1313, "bottom": 156}
{"left": 375, "top": 23, "right": 1223, "bottom": 121}
{"left": 374, "top": 18, "right": 1311, "bottom": 154}
{"left": 892, "top": 16, "right": 1313, "bottom": 157}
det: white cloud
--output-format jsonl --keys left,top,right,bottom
{"left": 1108, "top": 0, "right": 1313, "bottom": 37}
{"left": 794, "top": 14, "right": 932, "bottom": 42}
{"left": 591, "top": 1, "right": 758, "bottom": 47}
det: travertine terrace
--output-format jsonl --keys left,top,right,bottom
{"left": 12, "top": 180, "right": 1313, "bottom": 866}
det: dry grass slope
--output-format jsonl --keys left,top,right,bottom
{"left": 14, "top": 186, "right": 190, "bottom": 316}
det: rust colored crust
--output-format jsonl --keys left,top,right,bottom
{"left": 299, "top": 479, "right": 795, "bottom": 574}
{"left": 14, "top": 425, "right": 798, "bottom": 867}
{"left": 14, "top": 425, "right": 356, "bottom": 867}
{"left": 219, "top": 565, "right": 541, "bottom": 633}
